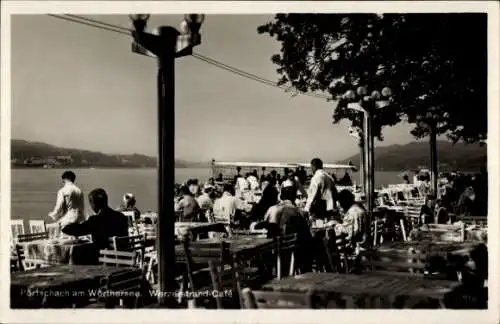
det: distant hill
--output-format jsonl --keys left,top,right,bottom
{"left": 339, "top": 141, "right": 487, "bottom": 171}
{"left": 11, "top": 139, "right": 162, "bottom": 168}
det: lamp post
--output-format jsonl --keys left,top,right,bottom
{"left": 416, "top": 111, "right": 440, "bottom": 198}
{"left": 130, "top": 13, "right": 205, "bottom": 307}
{"left": 344, "top": 86, "right": 392, "bottom": 239}
{"left": 349, "top": 126, "right": 365, "bottom": 192}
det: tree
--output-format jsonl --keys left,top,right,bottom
{"left": 257, "top": 13, "right": 487, "bottom": 143}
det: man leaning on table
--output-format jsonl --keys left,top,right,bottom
{"left": 62, "top": 188, "right": 128, "bottom": 250}
{"left": 48, "top": 171, "right": 86, "bottom": 230}
{"left": 303, "top": 158, "right": 338, "bottom": 220}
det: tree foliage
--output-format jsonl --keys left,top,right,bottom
{"left": 257, "top": 13, "right": 487, "bottom": 143}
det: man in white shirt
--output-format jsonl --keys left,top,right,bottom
{"left": 213, "top": 184, "right": 239, "bottom": 224}
{"left": 247, "top": 171, "right": 260, "bottom": 191}
{"left": 235, "top": 173, "right": 250, "bottom": 198}
{"left": 304, "top": 158, "right": 338, "bottom": 220}
{"left": 48, "top": 171, "right": 86, "bottom": 229}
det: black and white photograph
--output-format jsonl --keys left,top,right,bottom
{"left": 1, "top": 1, "right": 498, "bottom": 323}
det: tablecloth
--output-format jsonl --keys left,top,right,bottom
{"left": 20, "top": 239, "right": 99, "bottom": 265}
{"left": 11, "top": 264, "right": 151, "bottom": 308}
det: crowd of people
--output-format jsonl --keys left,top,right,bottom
{"left": 175, "top": 159, "right": 367, "bottom": 259}
{"left": 398, "top": 167, "right": 488, "bottom": 225}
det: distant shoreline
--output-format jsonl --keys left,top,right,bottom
{"left": 10, "top": 165, "right": 203, "bottom": 170}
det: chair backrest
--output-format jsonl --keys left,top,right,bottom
{"left": 11, "top": 220, "right": 25, "bottom": 240}
{"left": 241, "top": 288, "right": 314, "bottom": 309}
{"left": 17, "top": 231, "right": 49, "bottom": 243}
{"left": 371, "top": 219, "right": 386, "bottom": 246}
{"left": 231, "top": 229, "right": 268, "bottom": 238}
{"left": 405, "top": 205, "right": 421, "bottom": 218}
{"left": 359, "top": 248, "right": 426, "bottom": 275}
{"left": 45, "top": 223, "right": 61, "bottom": 238}
{"left": 105, "top": 269, "right": 143, "bottom": 294}
{"left": 15, "top": 244, "right": 53, "bottom": 271}
{"left": 111, "top": 235, "right": 146, "bottom": 266}
{"left": 278, "top": 233, "right": 298, "bottom": 253}
{"left": 141, "top": 224, "right": 156, "bottom": 239}
{"left": 99, "top": 249, "right": 138, "bottom": 267}
{"left": 122, "top": 211, "right": 136, "bottom": 225}
{"left": 111, "top": 234, "right": 146, "bottom": 252}
{"left": 178, "top": 238, "right": 230, "bottom": 265}
{"left": 29, "top": 220, "right": 46, "bottom": 234}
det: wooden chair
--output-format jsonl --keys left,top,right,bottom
{"left": 141, "top": 224, "right": 156, "bottom": 240}
{"left": 17, "top": 231, "right": 49, "bottom": 243}
{"left": 14, "top": 244, "right": 53, "bottom": 271}
{"left": 110, "top": 235, "right": 146, "bottom": 267}
{"left": 241, "top": 287, "right": 314, "bottom": 309}
{"left": 371, "top": 219, "right": 386, "bottom": 246}
{"left": 358, "top": 247, "right": 426, "bottom": 276}
{"left": 178, "top": 239, "right": 240, "bottom": 308}
{"left": 324, "top": 230, "right": 351, "bottom": 273}
{"left": 45, "top": 223, "right": 62, "bottom": 238}
{"left": 99, "top": 249, "right": 139, "bottom": 268}
{"left": 11, "top": 219, "right": 25, "bottom": 241}
{"left": 276, "top": 233, "right": 298, "bottom": 279}
{"left": 87, "top": 269, "right": 145, "bottom": 308}
{"left": 29, "top": 220, "right": 46, "bottom": 234}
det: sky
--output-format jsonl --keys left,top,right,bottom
{"left": 11, "top": 14, "right": 420, "bottom": 163}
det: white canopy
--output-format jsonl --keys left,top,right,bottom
{"left": 212, "top": 161, "right": 357, "bottom": 171}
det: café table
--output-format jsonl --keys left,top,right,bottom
{"left": 10, "top": 264, "right": 149, "bottom": 308}
{"left": 262, "top": 271, "right": 460, "bottom": 308}
{"left": 18, "top": 238, "right": 99, "bottom": 266}
{"left": 175, "top": 222, "right": 228, "bottom": 240}
{"left": 178, "top": 236, "right": 274, "bottom": 258}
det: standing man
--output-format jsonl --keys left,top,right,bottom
{"left": 303, "top": 158, "right": 338, "bottom": 221}
{"left": 48, "top": 171, "right": 86, "bottom": 230}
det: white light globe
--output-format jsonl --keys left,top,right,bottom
{"left": 356, "top": 86, "right": 367, "bottom": 96}
{"left": 344, "top": 90, "right": 356, "bottom": 100}
{"left": 381, "top": 87, "right": 392, "bottom": 97}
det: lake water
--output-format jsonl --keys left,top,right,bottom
{"left": 11, "top": 168, "right": 403, "bottom": 227}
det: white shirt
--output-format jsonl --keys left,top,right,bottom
{"left": 213, "top": 192, "right": 238, "bottom": 223}
{"left": 247, "top": 175, "right": 260, "bottom": 191}
{"left": 236, "top": 176, "right": 250, "bottom": 191}
{"left": 48, "top": 181, "right": 85, "bottom": 228}
{"left": 196, "top": 193, "right": 213, "bottom": 211}
{"left": 304, "top": 169, "right": 337, "bottom": 212}
{"left": 340, "top": 204, "right": 366, "bottom": 241}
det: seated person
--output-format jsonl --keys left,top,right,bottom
{"left": 336, "top": 189, "right": 366, "bottom": 248}
{"left": 175, "top": 185, "right": 201, "bottom": 222}
{"left": 62, "top": 188, "right": 129, "bottom": 250}
{"left": 420, "top": 195, "right": 436, "bottom": 224}
{"left": 263, "top": 187, "right": 313, "bottom": 274}
{"left": 434, "top": 199, "right": 449, "bottom": 224}
{"left": 118, "top": 193, "right": 141, "bottom": 223}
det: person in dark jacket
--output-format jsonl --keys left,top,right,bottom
{"left": 250, "top": 184, "right": 279, "bottom": 223}
{"left": 62, "top": 188, "right": 129, "bottom": 250}
{"left": 264, "top": 187, "right": 313, "bottom": 274}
